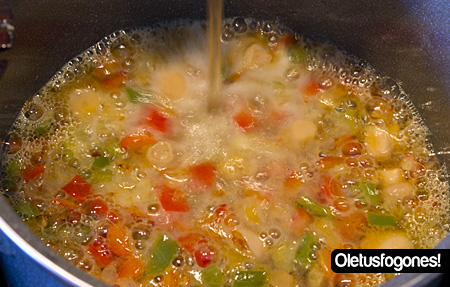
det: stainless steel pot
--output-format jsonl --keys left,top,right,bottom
{"left": 0, "top": 0, "right": 449, "bottom": 286}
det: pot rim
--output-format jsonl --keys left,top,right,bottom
{"left": 0, "top": 216, "right": 98, "bottom": 287}
{"left": 0, "top": 194, "right": 109, "bottom": 287}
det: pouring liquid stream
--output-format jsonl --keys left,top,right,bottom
{"left": 207, "top": 0, "right": 223, "bottom": 110}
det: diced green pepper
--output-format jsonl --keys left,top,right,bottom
{"left": 125, "top": 87, "right": 155, "bottom": 104}
{"left": 344, "top": 109, "right": 359, "bottom": 123}
{"left": 126, "top": 87, "right": 142, "bottom": 103}
{"left": 90, "top": 169, "right": 112, "bottom": 183}
{"left": 15, "top": 200, "right": 40, "bottom": 218}
{"left": 92, "top": 156, "right": 110, "bottom": 169}
{"left": 343, "top": 110, "right": 361, "bottom": 132}
{"left": 233, "top": 271, "right": 267, "bottom": 287}
{"left": 295, "top": 232, "right": 317, "bottom": 268}
{"left": 57, "top": 224, "right": 72, "bottom": 237}
{"left": 74, "top": 224, "right": 92, "bottom": 244}
{"left": 7, "top": 160, "right": 21, "bottom": 177}
{"left": 61, "top": 143, "right": 74, "bottom": 161}
{"left": 272, "top": 81, "right": 285, "bottom": 90}
{"left": 289, "top": 47, "right": 307, "bottom": 64}
{"left": 26, "top": 216, "right": 48, "bottom": 233}
{"left": 296, "top": 196, "right": 332, "bottom": 217}
{"left": 2, "top": 179, "right": 19, "bottom": 196}
{"left": 367, "top": 213, "right": 397, "bottom": 227}
{"left": 91, "top": 143, "right": 121, "bottom": 171}
{"left": 146, "top": 234, "right": 179, "bottom": 277}
{"left": 3, "top": 161, "right": 21, "bottom": 194}
{"left": 79, "top": 169, "right": 93, "bottom": 180}
{"left": 359, "top": 182, "right": 379, "bottom": 205}
{"left": 34, "top": 125, "right": 50, "bottom": 137}
{"left": 202, "top": 265, "right": 224, "bottom": 287}
{"left": 103, "top": 142, "right": 122, "bottom": 160}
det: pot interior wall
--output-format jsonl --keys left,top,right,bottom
{"left": 0, "top": 0, "right": 449, "bottom": 286}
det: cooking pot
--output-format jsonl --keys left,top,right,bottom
{"left": 0, "top": 0, "right": 449, "bottom": 286}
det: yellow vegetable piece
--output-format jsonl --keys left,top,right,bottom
{"left": 289, "top": 119, "right": 317, "bottom": 145}
{"left": 237, "top": 227, "right": 266, "bottom": 259}
{"left": 378, "top": 234, "right": 414, "bottom": 249}
{"left": 158, "top": 69, "right": 187, "bottom": 100}
{"left": 219, "top": 156, "right": 244, "bottom": 177}
{"left": 361, "top": 229, "right": 413, "bottom": 249}
{"left": 379, "top": 168, "right": 404, "bottom": 186}
{"left": 382, "top": 182, "right": 415, "bottom": 207}
{"left": 245, "top": 205, "right": 260, "bottom": 223}
{"left": 272, "top": 240, "right": 297, "bottom": 270}
{"left": 243, "top": 43, "right": 273, "bottom": 70}
{"left": 365, "top": 125, "right": 393, "bottom": 161}
{"left": 68, "top": 89, "right": 100, "bottom": 116}
{"left": 146, "top": 141, "right": 174, "bottom": 169}
{"left": 269, "top": 269, "right": 295, "bottom": 287}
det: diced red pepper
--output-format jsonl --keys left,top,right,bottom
{"left": 5, "top": 137, "right": 22, "bottom": 154}
{"left": 271, "top": 109, "right": 287, "bottom": 122}
{"left": 102, "top": 73, "right": 127, "bottom": 90}
{"left": 206, "top": 204, "right": 230, "bottom": 225}
{"left": 107, "top": 209, "right": 122, "bottom": 223}
{"left": 120, "top": 129, "right": 156, "bottom": 152}
{"left": 157, "top": 185, "right": 190, "bottom": 212}
{"left": 403, "top": 153, "right": 426, "bottom": 178}
{"left": 334, "top": 212, "right": 367, "bottom": 242}
{"left": 118, "top": 257, "right": 144, "bottom": 279}
{"left": 214, "top": 204, "right": 228, "bottom": 220}
{"left": 178, "top": 233, "right": 216, "bottom": 268}
{"left": 317, "top": 156, "right": 344, "bottom": 170}
{"left": 52, "top": 198, "right": 82, "bottom": 222}
{"left": 62, "top": 175, "right": 93, "bottom": 203}
{"left": 107, "top": 224, "right": 132, "bottom": 257}
{"left": 178, "top": 233, "right": 205, "bottom": 253}
{"left": 189, "top": 162, "right": 216, "bottom": 190}
{"left": 332, "top": 197, "right": 350, "bottom": 212}
{"left": 342, "top": 142, "right": 363, "bottom": 156}
{"left": 225, "top": 72, "right": 241, "bottom": 84}
{"left": 334, "top": 135, "right": 356, "bottom": 147}
{"left": 410, "top": 163, "right": 426, "bottom": 178}
{"left": 194, "top": 244, "right": 216, "bottom": 268}
{"left": 53, "top": 197, "right": 80, "bottom": 211}
{"left": 87, "top": 236, "right": 114, "bottom": 268}
{"left": 140, "top": 106, "right": 173, "bottom": 134}
{"left": 319, "top": 249, "right": 335, "bottom": 277}
{"left": 318, "top": 176, "right": 343, "bottom": 203}
{"left": 86, "top": 198, "right": 109, "bottom": 219}
{"left": 432, "top": 201, "right": 440, "bottom": 208}
{"left": 285, "top": 170, "right": 303, "bottom": 189}
{"left": 278, "top": 34, "right": 297, "bottom": 49}
{"left": 167, "top": 213, "right": 193, "bottom": 232}
{"left": 23, "top": 162, "right": 45, "bottom": 183}
{"left": 92, "top": 61, "right": 120, "bottom": 81}
{"left": 266, "top": 160, "right": 288, "bottom": 178}
{"left": 233, "top": 109, "right": 256, "bottom": 132}
{"left": 289, "top": 208, "right": 312, "bottom": 237}
{"left": 66, "top": 210, "right": 83, "bottom": 223}
{"left": 303, "top": 80, "right": 321, "bottom": 97}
